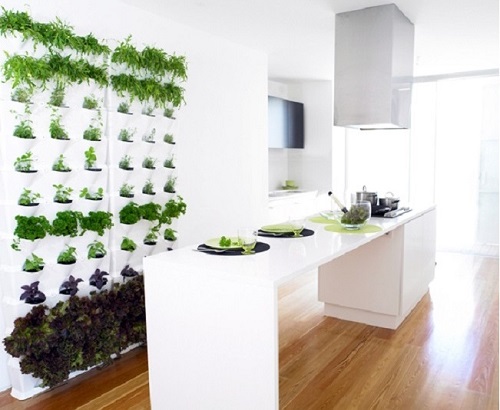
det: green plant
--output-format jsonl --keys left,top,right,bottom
{"left": 142, "top": 128, "right": 156, "bottom": 143}
{"left": 57, "top": 245, "right": 77, "bottom": 264}
{"left": 119, "top": 202, "right": 141, "bottom": 225}
{"left": 119, "top": 183, "right": 134, "bottom": 198}
{"left": 3, "top": 276, "right": 146, "bottom": 388}
{"left": 59, "top": 275, "right": 83, "bottom": 296}
{"left": 49, "top": 110, "right": 69, "bottom": 140}
{"left": 51, "top": 210, "right": 82, "bottom": 237}
{"left": 163, "top": 176, "right": 177, "bottom": 193}
{"left": 18, "top": 188, "right": 41, "bottom": 206}
{"left": 13, "top": 215, "right": 51, "bottom": 242}
{"left": 164, "top": 228, "right": 177, "bottom": 241}
{"left": 117, "top": 101, "right": 131, "bottom": 114}
{"left": 84, "top": 146, "right": 98, "bottom": 169}
{"left": 14, "top": 151, "right": 35, "bottom": 172}
{"left": 82, "top": 94, "right": 99, "bottom": 110}
{"left": 80, "top": 187, "right": 104, "bottom": 200}
{"left": 13, "top": 118, "right": 34, "bottom": 139}
{"left": 120, "top": 237, "right": 137, "bottom": 252}
{"left": 87, "top": 240, "right": 107, "bottom": 259}
{"left": 142, "top": 179, "right": 155, "bottom": 195}
{"left": 53, "top": 183, "right": 73, "bottom": 203}
{"left": 22, "top": 253, "right": 45, "bottom": 272}
{"left": 142, "top": 104, "right": 154, "bottom": 116}
{"left": 159, "top": 196, "right": 187, "bottom": 225}
{"left": 119, "top": 155, "right": 133, "bottom": 170}
{"left": 163, "top": 107, "right": 175, "bottom": 119}
{"left": 142, "top": 156, "right": 156, "bottom": 169}
{"left": 163, "top": 155, "right": 175, "bottom": 169}
{"left": 19, "top": 281, "right": 46, "bottom": 304}
{"left": 49, "top": 82, "right": 65, "bottom": 106}
{"left": 80, "top": 211, "right": 113, "bottom": 236}
{"left": 83, "top": 125, "right": 102, "bottom": 141}
{"left": 163, "top": 133, "right": 175, "bottom": 144}
{"left": 52, "top": 154, "right": 71, "bottom": 172}
{"left": 139, "top": 202, "right": 162, "bottom": 222}
{"left": 11, "top": 86, "right": 32, "bottom": 103}
{"left": 118, "top": 128, "right": 135, "bottom": 142}
{"left": 143, "top": 228, "right": 159, "bottom": 245}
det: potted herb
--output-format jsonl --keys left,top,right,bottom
{"left": 18, "top": 188, "right": 41, "bottom": 206}
{"left": 82, "top": 94, "right": 99, "bottom": 110}
{"left": 163, "top": 107, "right": 175, "bottom": 119}
{"left": 118, "top": 128, "right": 135, "bottom": 142}
{"left": 13, "top": 215, "right": 51, "bottom": 242}
{"left": 80, "top": 187, "right": 104, "bottom": 200}
{"left": 164, "top": 228, "right": 177, "bottom": 241}
{"left": 49, "top": 82, "right": 66, "bottom": 107}
{"left": 53, "top": 183, "right": 73, "bottom": 203}
{"left": 59, "top": 275, "right": 83, "bottom": 296}
{"left": 139, "top": 202, "right": 161, "bottom": 222}
{"left": 11, "top": 86, "right": 32, "bottom": 103}
{"left": 142, "top": 128, "right": 156, "bottom": 143}
{"left": 20, "top": 281, "right": 46, "bottom": 304}
{"left": 14, "top": 151, "right": 36, "bottom": 172}
{"left": 89, "top": 268, "right": 109, "bottom": 290}
{"left": 163, "top": 133, "right": 175, "bottom": 144}
{"left": 120, "top": 237, "right": 137, "bottom": 252}
{"left": 119, "top": 202, "right": 141, "bottom": 225}
{"left": 143, "top": 228, "right": 159, "bottom": 245}
{"left": 13, "top": 118, "right": 34, "bottom": 139}
{"left": 84, "top": 146, "right": 101, "bottom": 171}
{"left": 163, "top": 155, "right": 175, "bottom": 169}
{"left": 142, "top": 104, "right": 154, "bottom": 116}
{"left": 87, "top": 240, "right": 106, "bottom": 259}
{"left": 49, "top": 111, "right": 69, "bottom": 140}
{"left": 22, "top": 253, "right": 45, "bottom": 272}
{"left": 51, "top": 210, "right": 82, "bottom": 237}
{"left": 121, "top": 264, "right": 139, "bottom": 278}
{"left": 119, "top": 183, "right": 134, "bottom": 198}
{"left": 142, "top": 156, "right": 156, "bottom": 169}
{"left": 159, "top": 196, "right": 187, "bottom": 225}
{"left": 52, "top": 154, "right": 71, "bottom": 172}
{"left": 83, "top": 124, "right": 102, "bottom": 141}
{"left": 57, "top": 245, "right": 77, "bottom": 264}
{"left": 117, "top": 101, "right": 132, "bottom": 114}
{"left": 142, "top": 179, "right": 155, "bottom": 195}
{"left": 163, "top": 176, "right": 177, "bottom": 193}
{"left": 119, "top": 155, "right": 133, "bottom": 170}
{"left": 80, "top": 211, "right": 113, "bottom": 236}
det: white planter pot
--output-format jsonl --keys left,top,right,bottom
{"left": 7, "top": 357, "right": 45, "bottom": 401}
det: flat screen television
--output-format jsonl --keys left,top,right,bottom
{"left": 268, "top": 96, "right": 304, "bottom": 148}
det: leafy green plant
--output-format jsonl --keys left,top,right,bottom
{"left": 119, "top": 155, "right": 133, "bottom": 170}
{"left": 163, "top": 155, "right": 175, "bottom": 169}
{"left": 163, "top": 176, "right": 177, "bottom": 193}
{"left": 13, "top": 215, "right": 51, "bottom": 241}
{"left": 119, "top": 183, "right": 134, "bottom": 198}
{"left": 139, "top": 202, "right": 161, "bottom": 222}
{"left": 89, "top": 268, "right": 109, "bottom": 290}
{"left": 59, "top": 275, "right": 83, "bottom": 296}
{"left": 4, "top": 276, "right": 146, "bottom": 388}
{"left": 80, "top": 211, "right": 113, "bottom": 236}
{"left": 51, "top": 210, "right": 82, "bottom": 237}
{"left": 118, "top": 128, "right": 135, "bottom": 142}
{"left": 84, "top": 146, "right": 99, "bottom": 170}
{"left": 119, "top": 202, "right": 141, "bottom": 225}
{"left": 53, "top": 184, "right": 73, "bottom": 203}
{"left": 87, "top": 240, "right": 106, "bottom": 259}
{"left": 13, "top": 118, "right": 34, "bottom": 139}
{"left": 120, "top": 237, "right": 137, "bottom": 252}
{"left": 57, "top": 245, "right": 77, "bottom": 264}
{"left": 163, "top": 107, "right": 175, "bottom": 119}
{"left": 49, "top": 110, "right": 69, "bottom": 140}
{"left": 143, "top": 228, "right": 159, "bottom": 245}
{"left": 142, "top": 128, "right": 156, "bottom": 143}
{"left": 83, "top": 124, "right": 102, "bottom": 141}
{"left": 164, "top": 228, "right": 177, "bottom": 241}
{"left": 14, "top": 151, "right": 36, "bottom": 172}
{"left": 49, "top": 82, "right": 65, "bottom": 106}
{"left": 117, "top": 101, "right": 131, "bottom": 114}
{"left": 11, "top": 86, "right": 32, "bottom": 103}
{"left": 82, "top": 94, "right": 99, "bottom": 110}
{"left": 159, "top": 196, "right": 187, "bottom": 225}
{"left": 20, "top": 281, "right": 46, "bottom": 304}
{"left": 18, "top": 188, "right": 41, "bottom": 206}
{"left": 163, "top": 133, "right": 175, "bottom": 144}
{"left": 22, "top": 253, "right": 45, "bottom": 272}
{"left": 142, "top": 104, "right": 154, "bottom": 116}
{"left": 142, "top": 179, "right": 155, "bottom": 195}
{"left": 80, "top": 187, "right": 104, "bottom": 200}
{"left": 142, "top": 156, "right": 156, "bottom": 169}
{"left": 52, "top": 154, "right": 71, "bottom": 172}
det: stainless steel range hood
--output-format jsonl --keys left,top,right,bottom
{"left": 334, "top": 4, "right": 414, "bottom": 130}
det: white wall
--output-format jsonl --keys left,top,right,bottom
{"left": 0, "top": 0, "right": 268, "bottom": 392}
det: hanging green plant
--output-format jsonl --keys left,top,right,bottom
{"left": 13, "top": 215, "right": 51, "bottom": 241}
{"left": 51, "top": 210, "right": 82, "bottom": 237}
{"left": 119, "top": 202, "right": 141, "bottom": 225}
{"left": 160, "top": 196, "right": 187, "bottom": 225}
{"left": 139, "top": 202, "right": 162, "bottom": 222}
{"left": 22, "top": 253, "right": 45, "bottom": 273}
{"left": 163, "top": 175, "right": 177, "bottom": 193}
{"left": 57, "top": 245, "right": 77, "bottom": 264}
{"left": 11, "top": 86, "right": 32, "bottom": 103}
{"left": 49, "top": 82, "right": 66, "bottom": 106}
{"left": 49, "top": 110, "right": 69, "bottom": 140}
{"left": 79, "top": 211, "right": 113, "bottom": 236}
{"left": 12, "top": 103, "right": 34, "bottom": 139}
{"left": 14, "top": 151, "right": 36, "bottom": 172}
{"left": 142, "top": 179, "right": 155, "bottom": 195}
{"left": 18, "top": 188, "right": 41, "bottom": 206}
{"left": 53, "top": 183, "right": 73, "bottom": 203}
{"left": 80, "top": 187, "right": 104, "bottom": 200}
{"left": 52, "top": 154, "right": 71, "bottom": 172}
{"left": 87, "top": 240, "right": 107, "bottom": 259}
{"left": 119, "top": 183, "right": 134, "bottom": 198}
{"left": 120, "top": 237, "right": 137, "bottom": 252}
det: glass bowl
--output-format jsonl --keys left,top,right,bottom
{"left": 340, "top": 201, "right": 371, "bottom": 230}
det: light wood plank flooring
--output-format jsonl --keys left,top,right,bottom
{"left": 0, "top": 251, "right": 497, "bottom": 409}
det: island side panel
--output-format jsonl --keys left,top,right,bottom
{"left": 143, "top": 256, "right": 279, "bottom": 410}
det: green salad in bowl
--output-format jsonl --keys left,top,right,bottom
{"left": 341, "top": 202, "right": 371, "bottom": 230}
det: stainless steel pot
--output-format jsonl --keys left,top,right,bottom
{"left": 378, "top": 192, "right": 399, "bottom": 210}
{"left": 355, "top": 186, "right": 378, "bottom": 206}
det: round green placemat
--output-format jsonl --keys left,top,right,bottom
{"left": 309, "top": 216, "right": 337, "bottom": 224}
{"left": 324, "top": 223, "right": 382, "bottom": 234}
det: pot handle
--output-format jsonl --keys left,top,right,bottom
{"left": 385, "top": 191, "right": 394, "bottom": 198}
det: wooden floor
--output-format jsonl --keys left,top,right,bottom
{"left": 0, "top": 251, "right": 498, "bottom": 409}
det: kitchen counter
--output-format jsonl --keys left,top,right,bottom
{"left": 144, "top": 205, "right": 436, "bottom": 410}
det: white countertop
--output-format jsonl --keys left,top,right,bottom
{"left": 145, "top": 205, "right": 435, "bottom": 288}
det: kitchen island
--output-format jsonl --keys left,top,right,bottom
{"left": 143, "top": 205, "right": 436, "bottom": 410}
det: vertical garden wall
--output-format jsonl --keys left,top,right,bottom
{"left": 0, "top": 8, "right": 187, "bottom": 399}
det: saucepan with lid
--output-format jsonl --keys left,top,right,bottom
{"left": 355, "top": 186, "right": 378, "bottom": 206}
{"left": 378, "top": 192, "right": 400, "bottom": 210}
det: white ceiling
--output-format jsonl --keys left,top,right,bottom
{"left": 123, "top": 0, "right": 499, "bottom": 81}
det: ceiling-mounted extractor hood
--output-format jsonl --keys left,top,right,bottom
{"left": 334, "top": 4, "right": 414, "bottom": 130}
